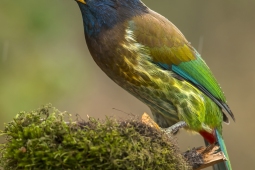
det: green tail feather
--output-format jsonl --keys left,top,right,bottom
{"left": 215, "top": 129, "right": 232, "bottom": 170}
{"left": 204, "top": 129, "right": 232, "bottom": 170}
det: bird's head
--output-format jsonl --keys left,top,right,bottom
{"left": 75, "top": 0, "right": 147, "bottom": 37}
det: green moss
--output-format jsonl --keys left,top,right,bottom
{"left": 0, "top": 104, "right": 191, "bottom": 170}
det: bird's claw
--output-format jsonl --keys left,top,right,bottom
{"left": 202, "top": 142, "right": 218, "bottom": 154}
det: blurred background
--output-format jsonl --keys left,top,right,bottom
{"left": 0, "top": 0, "right": 254, "bottom": 169}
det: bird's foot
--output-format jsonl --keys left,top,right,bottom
{"left": 162, "top": 121, "right": 187, "bottom": 135}
{"left": 202, "top": 142, "right": 217, "bottom": 154}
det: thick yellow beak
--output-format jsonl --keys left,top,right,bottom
{"left": 77, "top": 0, "right": 86, "bottom": 4}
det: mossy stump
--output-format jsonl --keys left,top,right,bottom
{"left": 0, "top": 105, "right": 191, "bottom": 170}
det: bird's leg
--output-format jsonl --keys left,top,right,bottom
{"left": 162, "top": 121, "right": 187, "bottom": 135}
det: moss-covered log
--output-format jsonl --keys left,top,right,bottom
{"left": 0, "top": 104, "right": 191, "bottom": 170}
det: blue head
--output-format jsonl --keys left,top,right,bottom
{"left": 76, "top": 0, "right": 148, "bottom": 37}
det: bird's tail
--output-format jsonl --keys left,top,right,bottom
{"left": 204, "top": 129, "right": 232, "bottom": 170}
{"left": 214, "top": 129, "right": 232, "bottom": 170}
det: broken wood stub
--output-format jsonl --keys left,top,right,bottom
{"left": 183, "top": 145, "right": 227, "bottom": 170}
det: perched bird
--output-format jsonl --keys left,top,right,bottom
{"left": 75, "top": 0, "right": 235, "bottom": 169}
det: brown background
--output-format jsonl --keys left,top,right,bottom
{"left": 1, "top": 0, "right": 254, "bottom": 169}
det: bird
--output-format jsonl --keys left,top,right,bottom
{"left": 75, "top": 0, "right": 235, "bottom": 169}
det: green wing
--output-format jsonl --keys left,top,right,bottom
{"left": 129, "top": 10, "right": 234, "bottom": 120}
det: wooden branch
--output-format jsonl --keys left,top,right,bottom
{"left": 141, "top": 112, "right": 161, "bottom": 130}
{"left": 183, "top": 145, "right": 227, "bottom": 170}
{"left": 141, "top": 113, "right": 227, "bottom": 170}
